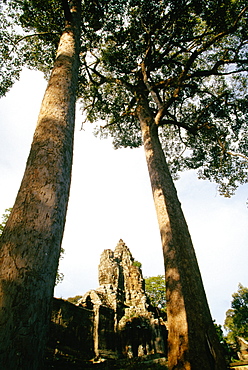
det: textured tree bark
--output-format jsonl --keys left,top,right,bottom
{"left": 136, "top": 99, "right": 227, "bottom": 370}
{"left": 0, "top": 1, "right": 81, "bottom": 369}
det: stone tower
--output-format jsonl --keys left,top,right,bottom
{"left": 77, "top": 240, "right": 167, "bottom": 359}
{"left": 98, "top": 239, "right": 147, "bottom": 312}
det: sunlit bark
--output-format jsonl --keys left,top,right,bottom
{"left": 136, "top": 98, "right": 227, "bottom": 370}
{"left": 0, "top": 1, "right": 81, "bottom": 368}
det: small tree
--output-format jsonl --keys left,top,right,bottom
{"left": 145, "top": 275, "right": 166, "bottom": 312}
{"left": 224, "top": 284, "right": 248, "bottom": 344}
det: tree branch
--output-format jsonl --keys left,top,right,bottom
{"left": 158, "top": 116, "right": 197, "bottom": 136}
{"left": 86, "top": 62, "right": 135, "bottom": 92}
{"left": 5, "top": 32, "right": 60, "bottom": 59}
{"left": 217, "top": 135, "right": 248, "bottom": 162}
{"left": 226, "top": 151, "right": 248, "bottom": 162}
{"left": 169, "top": 7, "right": 247, "bottom": 98}
{"left": 141, "top": 60, "right": 163, "bottom": 108}
{"left": 188, "top": 59, "right": 248, "bottom": 79}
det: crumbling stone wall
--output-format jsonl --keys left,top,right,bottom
{"left": 47, "top": 298, "right": 94, "bottom": 360}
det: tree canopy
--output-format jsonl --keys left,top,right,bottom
{"left": 79, "top": 0, "right": 248, "bottom": 196}
{"left": 2, "top": 1, "right": 247, "bottom": 196}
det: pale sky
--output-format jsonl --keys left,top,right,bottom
{"left": 0, "top": 68, "right": 247, "bottom": 327}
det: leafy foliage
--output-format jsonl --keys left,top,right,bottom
{"left": 145, "top": 275, "right": 166, "bottom": 311}
{"left": 0, "top": 0, "right": 106, "bottom": 96}
{"left": 224, "top": 283, "right": 248, "bottom": 343}
{"left": 0, "top": 208, "right": 12, "bottom": 236}
{"left": 79, "top": 0, "right": 248, "bottom": 196}
{"left": 132, "top": 259, "right": 142, "bottom": 269}
{"left": 0, "top": 0, "right": 64, "bottom": 96}
{"left": 214, "top": 321, "right": 234, "bottom": 362}
{"left": 0, "top": 3, "right": 23, "bottom": 96}
{"left": 67, "top": 295, "right": 83, "bottom": 304}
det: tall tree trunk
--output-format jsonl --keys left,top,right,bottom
{"left": 0, "top": 2, "right": 81, "bottom": 369}
{"left": 136, "top": 100, "right": 227, "bottom": 370}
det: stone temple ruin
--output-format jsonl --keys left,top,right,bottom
{"left": 47, "top": 239, "right": 167, "bottom": 363}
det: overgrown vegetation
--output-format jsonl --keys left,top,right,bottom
{"left": 132, "top": 260, "right": 142, "bottom": 269}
